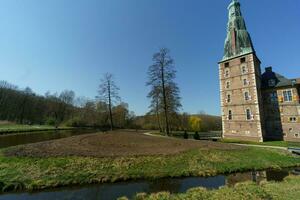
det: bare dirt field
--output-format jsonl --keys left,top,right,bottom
{"left": 5, "top": 130, "right": 244, "bottom": 158}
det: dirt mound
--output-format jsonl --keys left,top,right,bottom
{"left": 5, "top": 130, "right": 244, "bottom": 158}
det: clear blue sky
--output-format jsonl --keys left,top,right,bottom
{"left": 0, "top": 0, "right": 299, "bottom": 116}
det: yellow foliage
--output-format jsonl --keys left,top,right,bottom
{"left": 189, "top": 116, "right": 201, "bottom": 131}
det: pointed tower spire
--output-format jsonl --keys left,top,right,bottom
{"left": 222, "top": 0, "right": 254, "bottom": 61}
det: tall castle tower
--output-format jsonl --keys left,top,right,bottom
{"left": 219, "top": 0, "right": 265, "bottom": 142}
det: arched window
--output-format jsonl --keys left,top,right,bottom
{"left": 227, "top": 94, "right": 231, "bottom": 103}
{"left": 241, "top": 66, "right": 247, "bottom": 74}
{"left": 225, "top": 69, "right": 230, "bottom": 78}
{"left": 226, "top": 81, "right": 230, "bottom": 89}
{"left": 244, "top": 91, "right": 250, "bottom": 101}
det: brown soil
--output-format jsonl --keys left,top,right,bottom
{"left": 5, "top": 130, "right": 245, "bottom": 158}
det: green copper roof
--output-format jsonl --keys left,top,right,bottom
{"left": 221, "top": 0, "right": 255, "bottom": 61}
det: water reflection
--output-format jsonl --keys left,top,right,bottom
{"left": 0, "top": 168, "right": 298, "bottom": 200}
{"left": 0, "top": 129, "right": 98, "bottom": 149}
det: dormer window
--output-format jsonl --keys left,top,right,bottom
{"left": 268, "top": 79, "right": 276, "bottom": 87}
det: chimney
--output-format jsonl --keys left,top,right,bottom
{"left": 265, "top": 67, "right": 272, "bottom": 72}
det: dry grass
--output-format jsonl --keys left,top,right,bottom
{"left": 4, "top": 130, "right": 244, "bottom": 158}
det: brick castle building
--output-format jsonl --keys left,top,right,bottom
{"left": 219, "top": 0, "right": 300, "bottom": 142}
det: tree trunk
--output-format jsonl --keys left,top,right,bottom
{"left": 108, "top": 81, "right": 114, "bottom": 131}
{"left": 155, "top": 99, "right": 162, "bottom": 132}
{"left": 161, "top": 64, "right": 170, "bottom": 136}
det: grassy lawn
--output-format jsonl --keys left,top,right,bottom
{"left": 0, "top": 131, "right": 299, "bottom": 192}
{"left": 120, "top": 175, "right": 300, "bottom": 200}
{"left": 0, "top": 124, "right": 73, "bottom": 134}
{"left": 221, "top": 139, "right": 300, "bottom": 148}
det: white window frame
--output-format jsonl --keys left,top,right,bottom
{"left": 283, "top": 89, "right": 293, "bottom": 102}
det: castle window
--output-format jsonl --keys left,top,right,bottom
{"left": 227, "top": 94, "right": 231, "bottom": 103}
{"left": 268, "top": 79, "right": 276, "bottom": 87}
{"left": 295, "top": 133, "right": 299, "bottom": 138}
{"left": 225, "top": 69, "right": 230, "bottom": 78}
{"left": 225, "top": 62, "right": 229, "bottom": 68}
{"left": 283, "top": 90, "right": 293, "bottom": 102}
{"left": 240, "top": 57, "right": 246, "bottom": 63}
{"left": 289, "top": 128, "right": 293, "bottom": 133}
{"left": 283, "top": 133, "right": 287, "bottom": 137}
{"left": 244, "top": 91, "right": 250, "bottom": 101}
{"left": 246, "top": 109, "right": 252, "bottom": 120}
{"left": 226, "top": 81, "right": 230, "bottom": 89}
{"left": 270, "top": 92, "right": 278, "bottom": 103}
{"left": 243, "top": 79, "right": 248, "bottom": 86}
{"left": 241, "top": 65, "right": 248, "bottom": 74}
{"left": 228, "top": 110, "right": 232, "bottom": 120}
{"left": 289, "top": 117, "right": 297, "bottom": 122}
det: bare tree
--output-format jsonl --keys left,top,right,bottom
{"left": 147, "top": 48, "right": 181, "bottom": 135}
{"left": 97, "top": 73, "right": 120, "bottom": 131}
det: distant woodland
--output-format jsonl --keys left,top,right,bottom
{"left": 0, "top": 48, "right": 222, "bottom": 132}
{"left": 0, "top": 80, "right": 221, "bottom": 132}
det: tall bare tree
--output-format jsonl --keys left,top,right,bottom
{"left": 147, "top": 48, "right": 181, "bottom": 135}
{"left": 97, "top": 73, "right": 120, "bottom": 131}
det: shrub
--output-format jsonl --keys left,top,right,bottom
{"left": 183, "top": 130, "right": 189, "bottom": 139}
{"left": 194, "top": 131, "right": 200, "bottom": 140}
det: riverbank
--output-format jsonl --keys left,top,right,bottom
{"left": 0, "top": 124, "right": 75, "bottom": 135}
{"left": 121, "top": 175, "right": 300, "bottom": 200}
{"left": 0, "top": 131, "right": 299, "bottom": 192}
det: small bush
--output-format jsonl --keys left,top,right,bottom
{"left": 194, "top": 131, "right": 200, "bottom": 140}
{"left": 183, "top": 130, "right": 188, "bottom": 139}
{"left": 45, "top": 117, "right": 56, "bottom": 126}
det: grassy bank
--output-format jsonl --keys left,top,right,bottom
{"left": 119, "top": 175, "right": 300, "bottom": 200}
{"left": 0, "top": 146, "right": 299, "bottom": 192}
{"left": 221, "top": 139, "right": 300, "bottom": 148}
{"left": 0, "top": 124, "right": 74, "bottom": 135}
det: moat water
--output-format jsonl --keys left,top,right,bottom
{"left": 0, "top": 168, "right": 299, "bottom": 200}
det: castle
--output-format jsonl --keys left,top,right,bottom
{"left": 219, "top": 0, "right": 300, "bottom": 142}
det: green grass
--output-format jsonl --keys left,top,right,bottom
{"left": 0, "top": 146, "right": 299, "bottom": 192}
{"left": 221, "top": 139, "right": 300, "bottom": 148}
{"left": 0, "top": 124, "right": 73, "bottom": 134}
{"left": 120, "top": 175, "right": 300, "bottom": 200}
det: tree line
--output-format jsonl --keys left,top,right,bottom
{"left": 0, "top": 80, "right": 134, "bottom": 129}
{"left": 0, "top": 47, "right": 221, "bottom": 132}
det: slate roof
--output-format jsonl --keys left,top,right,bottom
{"left": 261, "top": 68, "right": 299, "bottom": 89}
